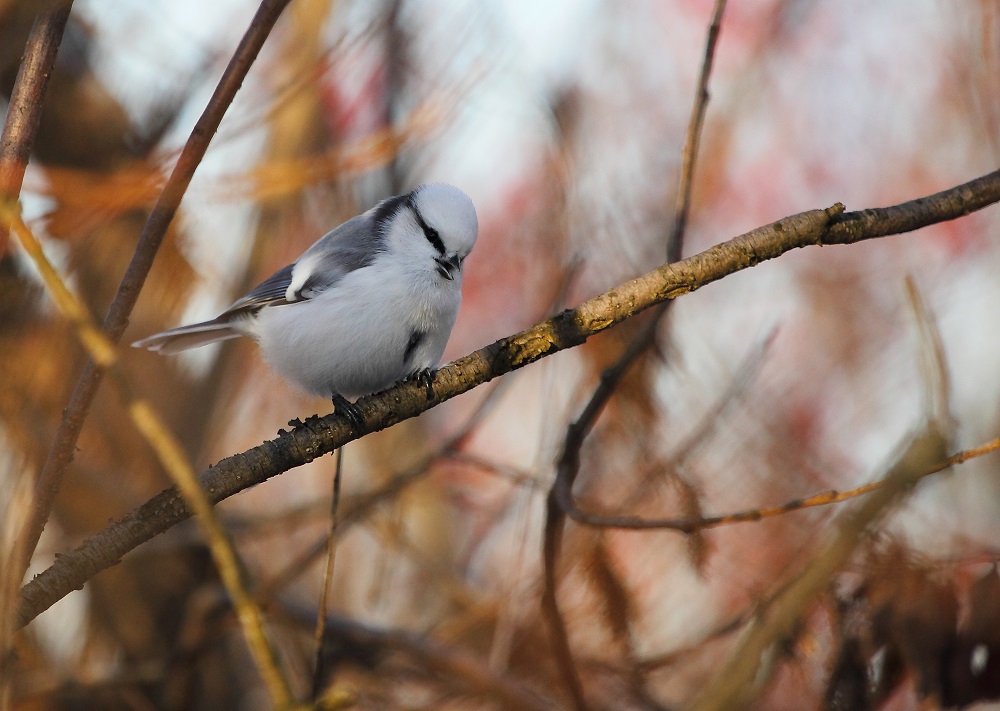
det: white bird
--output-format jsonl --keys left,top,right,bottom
{"left": 133, "top": 183, "right": 478, "bottom": 426}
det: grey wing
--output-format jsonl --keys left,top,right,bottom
{"left": 221, "top": 209, "right": 387, "bottom": 317}
{"left": 287, "top": 212, "right": 385, "bottom": 299}
{"left": 221, "top": 263, "right": 296, "bottom": 316}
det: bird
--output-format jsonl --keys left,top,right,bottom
{"left": 132, "top": 183, "right": 478, "bottom": 428}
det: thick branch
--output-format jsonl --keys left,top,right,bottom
{"left": 17, "top": 166, "right": 1000, "bottom": 628}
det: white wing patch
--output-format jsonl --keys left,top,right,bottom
{"left": 285, "top": 252, "right": 321, "bottom": 302}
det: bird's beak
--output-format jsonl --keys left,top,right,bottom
{"left": 434, "top": 254, "right": 462, "bottom": 281}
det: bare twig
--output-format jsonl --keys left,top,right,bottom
{"left": 312, "top": 446, "right": 345, "bottom": 700}
{"left": 556, "top": 438, "right": 1000, "bottom": 531}
{"left": 17, "top": 165, "right": 1000, "bottom": 627}
{"left": 691, "top": 425, "right": 951, "bottom": 711}
{"left": 541, "top": 1, "right": 730, "bottom": 705}
{"left": 668, "top": 0, "right": 728, "bottom": 262}
{"left": 0, "top": 1, "right": 72, "bottom": 254}
{"left": 259, "top": 379, "right": 507, "bottom": 600}
{"left": 905, "top": 276, "right": 955, "bottom": 434}
{"left": 17, "top": 0, "right": 293, "bottom": 583}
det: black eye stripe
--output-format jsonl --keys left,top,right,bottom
{"left": 408, "top": 195, "right": 446, "bottom": 255}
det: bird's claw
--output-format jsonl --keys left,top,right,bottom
{"left": 331, "top": 393, "right": 364, "bottom": 430}
{"left": 411, "top": 368, "right": 435, "bottom": 400}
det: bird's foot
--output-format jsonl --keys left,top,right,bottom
{"left": 410, "top": 368, "right": 436, "bottom": 400}
{"left": 331, "top": 393, "right": 364, "bottom": 430}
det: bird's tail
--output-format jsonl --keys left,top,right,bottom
{"left": 131, "top": 317, "right": 245, "bottom": 355}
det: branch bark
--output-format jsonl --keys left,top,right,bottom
{"left": 16, "top": 166, "right": 1000, "bottom": 628}
{"left": 0, "top": 2, "right": 71, "bottom": 209}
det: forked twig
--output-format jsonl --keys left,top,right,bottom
{"left": 541, "top": 1, "right": 730, "bottom": 706}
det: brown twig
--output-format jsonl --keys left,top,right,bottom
{"left": 553, "top": 438, "right": 1000, "bottom": 532}
{"left": 691, "top": 425, "right": 952, "bottom": 711}
{"left": 668, "top": 0, "right": 727, "bottom": 262}
{"left": 312, "top": 446, "right": 345, "bottom": 700}
{"left": 17, "top": 165, "right": 1000, "bottom": 627}
{"left": 258, "top": 379, "right": 507, "bottom": 600}
{"left": 0, "top": 1, "right": 72, "bottom": 255}
{"left": 17, "top": 0, "right": 293, "bottom": 586}
{"left": 540, "top": 1, "right": 730, "bottom": 705}
{"left": 559, "top": 328, "right": 774, "bottom": 528}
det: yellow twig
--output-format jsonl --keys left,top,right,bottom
{"left": 1, "top": 201, "right": 297, "bottom": 709}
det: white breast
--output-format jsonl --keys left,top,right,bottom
{"left": 250, "top": 257, "right": 461, "bottom": 399}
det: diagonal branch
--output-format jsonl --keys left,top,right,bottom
{"left": 17, "top": 0, "right": 293, "bottom": 584}
{"left": 0, "top": 2, "right": 72, "bottom": 214}
{"left": 3, "top": 204, "right": 296, "bottom": 707}
{"left": 16, "top": 164, "right": 1000, "bottom": 628}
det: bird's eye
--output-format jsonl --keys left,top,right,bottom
{"left": 421, "top": 226, "right": 445, "bottom": 254}
{"left": 410, "top": 201, "right": 446, "bottom": 254}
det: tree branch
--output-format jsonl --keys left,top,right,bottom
{"left": 17, "top": 165, "right": 1000, "bottom": 628}
{"left": 542, "top": 2, "right": 741, "bottom": 701}
{"left": 17, "top": 0, "right": 293, "bottom": 584}
{"left": 0, "top": 2, "right": 71, "bottom": 210}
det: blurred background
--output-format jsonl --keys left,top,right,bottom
{"left": 3, "top": 0, "right": 1000, "bottom": 708}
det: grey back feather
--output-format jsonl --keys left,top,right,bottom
{"left": 219, "top": 202, "right": 401, "bottom": 320}
{"left": 133, "top": 191, "right": 415, "bottom": 355}
{"left": 222, "top": 263, "right": 296, "bottom": 315}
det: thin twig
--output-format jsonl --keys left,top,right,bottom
{"left": 312, "top": 446, "right": 345, "bottom": 700}
{"left": 18, "top": 165, "right": 1000, "bottom": 627}
{"left": 259, "top": 379, "right": 507, "bottom": 600}
{"left": 540, "top": 1, "right": 730, "bottom": 706}
{"left": 17, "top": 0, "right": 293, "bottom": 584}
{"left": 2, "top": 205, "right": 296, "bottom": 708}
{"left": 905, "top": 275, "right": 954, "bottom": 433}
{"left": 556, "top": 438, "right": 1000, "bottom": 531}
{"left": 0, "top": 2, "right": 72, "bottom": 254}
{"left": 691, "top": 425, "right": 951, "bottom": 711}
{"left": 668, "top": 0, "right": 728, "bottom": 262}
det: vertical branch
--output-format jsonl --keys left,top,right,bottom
{"left": 0, "top": 2, "right": 72, "bottom": 253}
{"left": 17, "top": 0, "right": 293, "bottom": 582}
{"left": 539, "top": 0, "right": 730, "bottom": 706}
{"left": 382, "top": 0, "right": 407, "bottom": 195}
{"left": 312, "top": 446, "right": 345, "bottom": 700}
{"left": 667, "top": 0, "right": 727, "bottom": 262}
